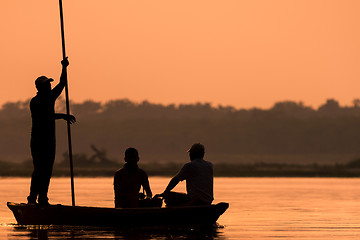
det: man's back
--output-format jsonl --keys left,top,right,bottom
{"left": 114, "top": 164, "right": 151, "bottom": 208}
{"left": 30, "top": 95, "right": 56, "bottom": 138}
{"left": 114, "top": 166, "right": 147, "bottom": 195}
{"left": 176, "top": 158, "right": 213, "bottom": 204}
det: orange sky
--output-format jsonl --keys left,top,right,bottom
{"left": 2, "top": 0, "right": 360, "bottom": 109}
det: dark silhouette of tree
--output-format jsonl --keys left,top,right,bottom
{"left": 353, "top": 99, "right": 360, "bottom": 108}
{"left": 270, "top": 101, "right": 315, "bottom": 118}
{"left": 72, "top": 100, "right": 102, "bottom": 116}
{"left": 318, "top": 99, "right": 341, "bottom": 116}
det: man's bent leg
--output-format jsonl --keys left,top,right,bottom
{"left": 164, "top": 192, "right": 190, "bottom": 206}
{"left": 38, "top": 152, "right": 55, "bottom": 205}
{"left": 28, "top": 150, "right": 42, "bottom": 204}
{"left": 38, "top": 173, "right": 50, "bottom": 205}
{"left": 27, "top": 170, "right": 40, "bottom": 204}
{"left": 38, "top": 171, "right": 51, "bottom": 205}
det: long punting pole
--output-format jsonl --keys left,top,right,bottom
{"left": 59, "top": 0, "right": 76, "bottom": 207}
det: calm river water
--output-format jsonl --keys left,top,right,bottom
{"left": 0, "top": 177, "right": 360, "bottom": 239}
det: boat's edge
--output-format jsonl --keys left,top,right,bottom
{"left": 7, "top": 201, "right": 229, "bottom": 211}
{"left": 7, "top": 201, "right": 229, "bottom": 227}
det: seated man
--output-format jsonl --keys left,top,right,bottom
{"left": 114, "top": 148, "right": 152, "bottom": 208}
{"left": 158, "top": 143, "right": 213, "bottom": 206}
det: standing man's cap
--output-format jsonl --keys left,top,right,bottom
{"left": 187, "top": 143, "right": 205, "bottom": 153}
{"left": 35, "top": 76, "right": 54, "bottom": 86}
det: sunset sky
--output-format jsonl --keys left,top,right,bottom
{"left": 2, "top": 0, "right": 360, "bottom": 109}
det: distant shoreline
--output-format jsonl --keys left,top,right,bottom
{"left": 2, "top": 162, "right": 360, "bottom": 178}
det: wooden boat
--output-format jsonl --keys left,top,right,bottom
{"left": 7, "top": 202, "right": 229, "bottom": 227}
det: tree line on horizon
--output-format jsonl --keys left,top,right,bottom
{"left": 1, "top": 98, "right": 360, "bottom": 165}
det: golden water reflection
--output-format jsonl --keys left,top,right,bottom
{"left": 1, "top": 177, "right": 360, "bottom": 239}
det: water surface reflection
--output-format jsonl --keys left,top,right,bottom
{"left": 3, "top": 177, "right": 360, "bottom": 239}
{"left": 10, "top": 225, "right": 223, "bottom": 240}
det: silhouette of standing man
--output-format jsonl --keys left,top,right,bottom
{"left": 27, "top": 58, "right": 76, "bottom": 205}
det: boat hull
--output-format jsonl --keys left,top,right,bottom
{"left": 7, "top": 202, "right": 229, "bottom": 227}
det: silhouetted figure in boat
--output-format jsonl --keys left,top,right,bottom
{"left": 114, "top": 148, "right": 152, "bottom": 208}
{"left": 158, "top": 143, "right": 213, "bottom": 206}
{"left": 27, "top": 58, "right": 76, "bottom": 205}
